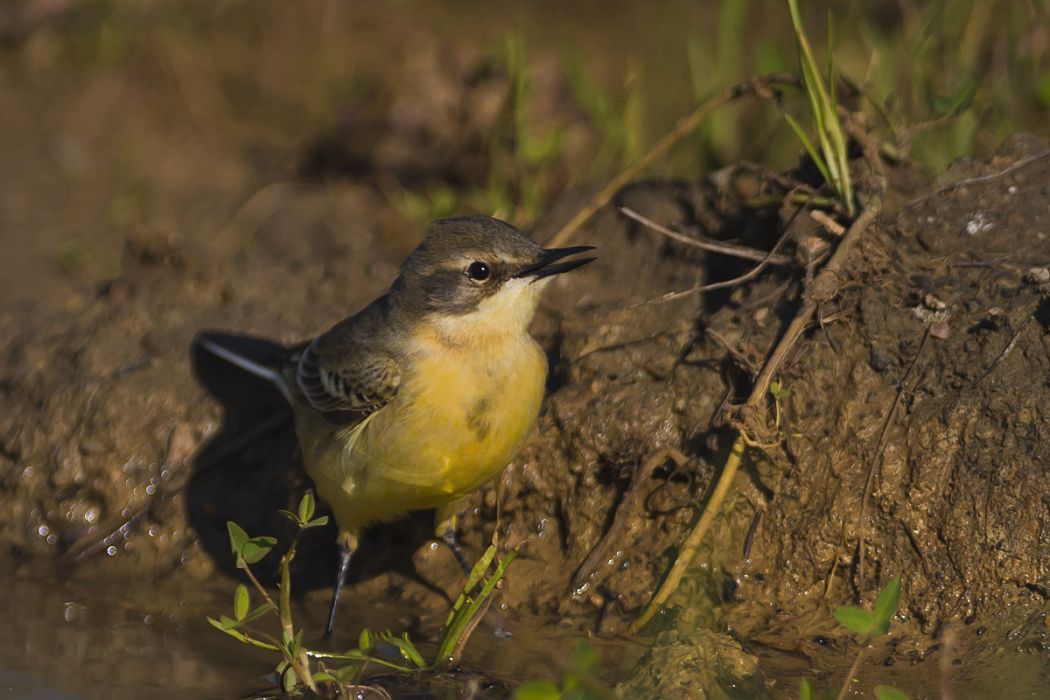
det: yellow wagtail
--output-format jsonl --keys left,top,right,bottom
{"left": 197, "top": 216, "right": 595, "bottom": 635}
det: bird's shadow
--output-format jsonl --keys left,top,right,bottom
{"left": 186, "top": 337, "right": 442, "bottom": 597}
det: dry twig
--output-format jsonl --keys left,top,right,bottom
{"left": 635, "top": 224, "right": 797, "bottom": 306}
{"left": 748, "top": 196, "right": 881, "bottom": 403}
{"left": 906, "top": 149, "right": 1050, "bottom": 208}
{"left": 619, "top": 206, "right": 795, "bottom": 265}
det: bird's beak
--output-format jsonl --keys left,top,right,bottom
{"left": 515, "top": 245, "right": 597, "bottom": 280}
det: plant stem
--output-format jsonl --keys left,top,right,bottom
{"left": 834, "top": 639, "right": 870, "bottom": 700}
{"left": 279, "top": 538, "right": 297, "bottom": 640}
{"left": 240, "top": 562, "right": 278, "bottom": 612}
{"left": 280, "top": 533, "right": 317, "bottom": 693}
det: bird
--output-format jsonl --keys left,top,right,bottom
{"left": 196, "top": 215, "right": 595, "bottom": 636}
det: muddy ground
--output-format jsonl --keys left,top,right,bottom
{"left": 2, "top": 5, "right": 1050, "bottom": 699}
{"left": 4, "top": 131, "right": 1050, "bottom": 697}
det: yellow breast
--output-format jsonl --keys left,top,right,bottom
{"left": 299, "top": 324, "right": 547, "bottom": 532}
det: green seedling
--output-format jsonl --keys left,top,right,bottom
{"left": 209, "top": 491, "right": 515, "bottom": 696}
{"left": 784, "top": 0, "right": 855, "bottom": 217}
{"left": 799, "top": 577, "right": 909, "bottom": 700}
{"left": 513, "top": 640, "right": 615, "bottom": 700}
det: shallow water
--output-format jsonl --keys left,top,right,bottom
{"left": 0, "top": 572, "right": 268, "bottom": 699}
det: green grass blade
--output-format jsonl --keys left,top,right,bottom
{"left": 783, "top": 113, "right": 832, "bottom": 185}
{"left": 436, "top": 551, "right": 517, "bottom": 663}
{"left": 786, "top": 0, "right": 854, "bottom": 214}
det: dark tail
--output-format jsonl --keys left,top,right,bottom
{"left": 193, "top": 331, "right": 293, "bottom": 402}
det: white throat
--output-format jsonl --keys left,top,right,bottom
{"left": 430, "top": 277, "right": 549, "bottom": 345}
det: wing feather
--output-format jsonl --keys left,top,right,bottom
{"left": 293, "top": 338, "right": 400, "bottom": 425}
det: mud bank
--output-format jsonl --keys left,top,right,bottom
{"left": 3, "top": 136, "right": 1049, "bottom": 696}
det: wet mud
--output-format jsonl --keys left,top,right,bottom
{"left": 4, "top": 135, "right": 1050, "bottom": 697}
{"left": 2, "top": 5, "right": 1049, "bottom": 698}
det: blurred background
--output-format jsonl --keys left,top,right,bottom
{"left": 0, "top": 1, "right": 1049, "bottom": 697}
{"left": 2, "top": 0, "right": 1047, "bottom": 304}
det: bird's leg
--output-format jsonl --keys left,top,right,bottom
{"left": 435, "top": 502, "right": 472, "bottom": 577}
{"left": 324, "top": 530, "right": 359, "bottom": 639}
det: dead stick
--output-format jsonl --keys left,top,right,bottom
{"left": 748, "top": 196, "right": 880, "bottom": 404}
{"left": 619, "top": 206, "right": 795, "bottom": 265}
{"left": 636, "top": 223, "right": 796, "bottom": 306}
{"left": 906, "top": 149, "right": 1050, "bottom": 208}
{"left": 545, "top": 74, "right": 798, "bottom": 248}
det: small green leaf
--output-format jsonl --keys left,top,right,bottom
{"left": 281, "top": 665, "right": 298, "bottom": 694}
{"left": 206, "top": 617, "right": 281, "bottom": 651}
{"left": 387, "top": 633, "right": 426, "bottom": 668}
{"left": 278, "top": 509, "right": 301, "bottom": 525}
{"left": 835, "top": 606, "right": 874, "bottom": 636}
{"left": 226, "top": 521, "right": 248, "bottom": 556}
{"left": 240, "top": 602, "right": 276, "bottom": 625}
{"left": 233, "top": 584, "right": 249, "bottom": 621}
{"left": 513, "top": 680, "right": 562, "bottom": 700}
{"left": 287, "top": 628, "right": 304, "bottom": 656}
{"left": 208, "top": 617, "right": 243, "bottom": 637}
{"left": 334, "top": 663, "right": 362, "bottom": 681}
{"left": 216, "top": 614, "right": 239, "bottom": 630}
{"left": 298, "top": 491, "right": 316, "bottom": 523}
{"left": 874, "top": 685, "right": 910, "bottom": 700}
{"left": 570, "top": 639, "right": 597, "bottom": 673}
{"left": 799, "top": 678, "right": 816, "bottom": 700}
{"left": 303, "top": 516, "right": 330, "bottom": 530}
{"left": 358, "top": 627, "right": 373, "bottom": 652}
{"left": 312, "top": 671, "right": 337, "bottom": 683}
{"left": 465, "top": 544, "right": 498, "bottom": 592}
{"left": 240, "top": 536, "right": 277, "bottom": 564}
{"left": 872, "top": 577, "right": 901, "bottom": 635}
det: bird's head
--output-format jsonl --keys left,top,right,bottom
{"left": 396, "top": 216, "right": 595, "bottom": 342}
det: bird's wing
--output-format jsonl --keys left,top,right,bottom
{"left": 292, "top": 338, "right": 401, "bottom": 425}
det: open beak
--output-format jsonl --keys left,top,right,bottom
{"left": 515, "top": 245, "right": 597, "bottom": 280}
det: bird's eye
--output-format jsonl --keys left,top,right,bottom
{"left": 466, "top": 261, "right": 491, "bottom": 282}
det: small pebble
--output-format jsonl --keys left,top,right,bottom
{"left": 930, "top": 322, "right": 951, "bottom": 340}
{"left": 924, "top": 293, "right": 947, "bottom": 310}
{"left": 1024, "top": 267, "right": 1049, "bottom": 283}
